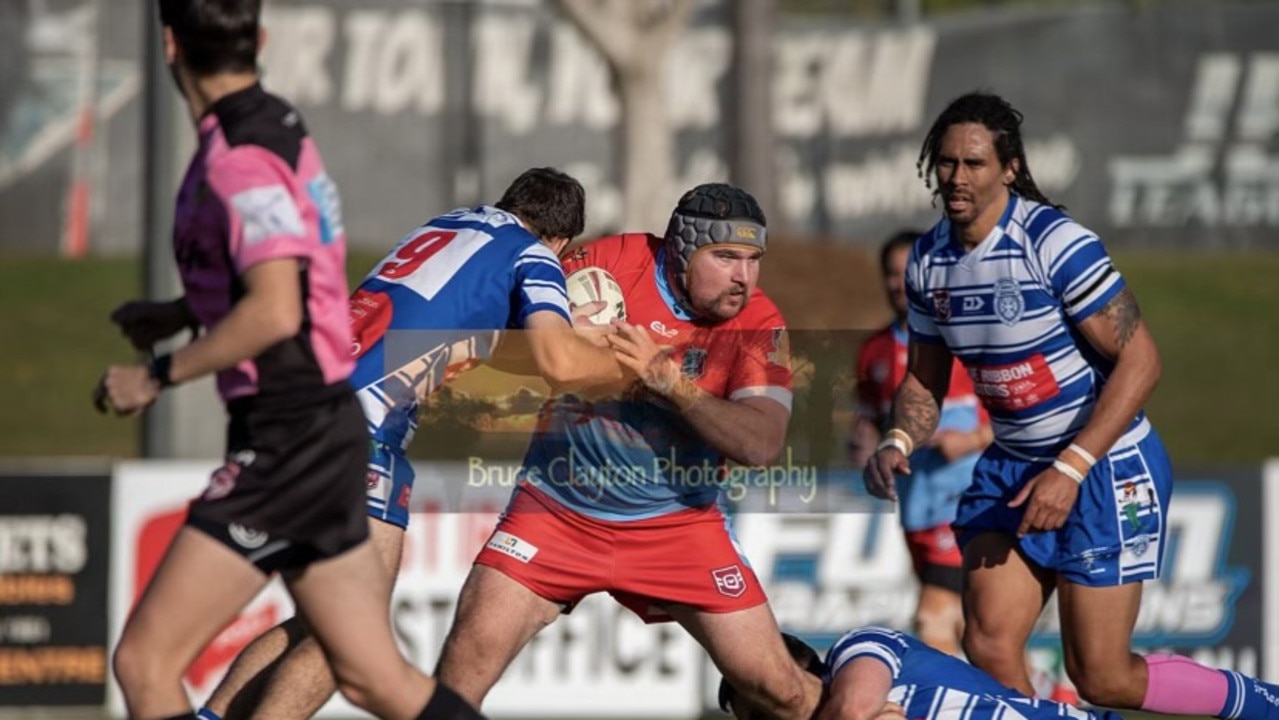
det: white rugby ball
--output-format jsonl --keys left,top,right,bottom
{"left": 565, "top": 267, "right": 627, "bottom": 324}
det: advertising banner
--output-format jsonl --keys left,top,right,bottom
{"left": 107, "top": 461, "right": 703, "bottom": 719}
{"left": 6, "top": 1, "right": 1277, "bottom": 253}
{"left": 0, "top": 472, "right": 110, "bottom": 706}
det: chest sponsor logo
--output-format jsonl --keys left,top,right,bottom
{"left": 650, "top": 320, "right": 679, "bottom": 338}
{"left": 967, "top": 353, "right": 1060, "bottom": 411}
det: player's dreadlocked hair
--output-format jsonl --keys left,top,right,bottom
{"left": 916, "top": 91, "right": 1062, "bottom": 210}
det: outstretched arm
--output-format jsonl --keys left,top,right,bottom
{"left": 522, "top": 309, "right": 627, "bottom": 391}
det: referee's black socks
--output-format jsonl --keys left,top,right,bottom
{"left": 416, "top": 682, "right": 486, "bottom": 720}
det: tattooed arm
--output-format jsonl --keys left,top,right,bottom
{"left": 1070, "top": 286, "right": 1161, "bottom": 458}
{"left": 864, "top": 340, "right": 954, "bottom": 500}
{"left": 891, "top": 339, "right": 954, "bottom": 451}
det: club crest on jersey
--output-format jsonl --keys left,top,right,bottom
{"left": 932, "top": 289, "right": 952, "bottom": 321}
{"left": 681, "top": 348, "right": 708, "bottom": 379}
{"left": 994, "top": 277, "right": 1024, "bottom": 325}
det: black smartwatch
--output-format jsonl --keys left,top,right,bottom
{"left": 148, "top": 353, "right": 175, "bottom": 388}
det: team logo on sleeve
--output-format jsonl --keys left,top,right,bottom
{"left": 681, "top": 348, "right": 708, "bottom": 379}
{"left": 767, "top": 328, "right": 791, "bottom": 367}
{"left": 932, "top": 289, "right": 952, "bottom": 321}
{"left": 994, "top": 277, "right": 1025, "bottom": 325}
{"left": 711, "top": 565, "right": 747, "bottom": 597}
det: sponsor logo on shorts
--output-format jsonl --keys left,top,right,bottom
{"left": 1130, "top": 533, "right": 1152, "bottom": 558}
{"left": 711, "top": 565, "right": 747, "bottom": 597}
{"left": 934, "top": 527, "right": 957, "bottom": 552}
{"left": 485, "top": 530, "right": 539, "bottom": 563}
{"left": 205, "top": 450, "right": 256, "bottom": 500}
{"left": 228, "top": 523, "right": 269, "bottom": 550}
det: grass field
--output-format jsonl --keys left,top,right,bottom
{"left": 0, "top": 249, "right": 1275, "bottom": 463}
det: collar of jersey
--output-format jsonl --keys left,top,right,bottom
{"left": 953, "top": 194, "right": 1019, "bottom": 269}
{"left": 654, "top": 248, "right": 695, "bottom": 321}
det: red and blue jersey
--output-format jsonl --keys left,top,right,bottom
{"left": 348, "top": 206, "right": 571, "bottom": 453}
{"left": 174, "top": 83, "right": 351, "bottom": 402}
{"left": 517, "top": 233, "right": 793, "bottom": 521}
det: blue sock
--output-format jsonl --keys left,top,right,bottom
{"left": 1219, "top": 670, "right": 1279, "bottom": 720}
{"left": 195, "top": 708, "right": 223, "bottom": 720}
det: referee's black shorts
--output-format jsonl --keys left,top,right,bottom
{"left": 186, "top": 384, "right": 371, "bottom": 573}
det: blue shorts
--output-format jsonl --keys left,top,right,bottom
{"left": 954, "top": 424, "right": 1172, "bottom": 586}
{"left": 365, "top": 441, "right": 414, "bottom": 529}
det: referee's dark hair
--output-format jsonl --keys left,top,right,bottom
{"left": 496, "top": 167, "right": 587, "bottom": 242}
{"left": 159, "top": 0, "right": 261, "bottom": 77}
{"left": 917, "top": 91, "right": 1062, "bottom": 210}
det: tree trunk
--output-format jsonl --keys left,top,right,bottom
{"left": 617, "top": 61, "right": 675, "bottom": 231}
{"left": 551, "top": 0, "right": 693, "bottom": 233}
{"left": 730, "top": 0, "right": 778, "bottom": 228}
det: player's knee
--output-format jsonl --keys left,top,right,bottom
{"left": 112, "top": 634, "right": 168, "bottom": 697}
{"left": 961, "top": 626, "right": 1020, "bottom": 675}
{"left": 915, "top": 607, "right": 962, "bottom": 656}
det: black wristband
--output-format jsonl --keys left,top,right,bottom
{"left": 149, "top": 353, "right": 175, "bottom": 388}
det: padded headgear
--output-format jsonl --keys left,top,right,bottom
{"left": 664, "top": 183, "right": 767, "bottom": 293}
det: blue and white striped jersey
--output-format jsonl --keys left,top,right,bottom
{"left": 906, "top": 196, "right": 1142, "bottom": 459}
{"left": 826, "top": 627, "right": 1116, "bottom": 720}
{"left": 347, "top": 205, "right": 572, "bottom": 452}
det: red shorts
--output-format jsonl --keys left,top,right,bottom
{"left": 905, "top": 524, "right": 963, "bottom": 577}
{"left": 475, "top": 486, "right": 767, "bottom": 623}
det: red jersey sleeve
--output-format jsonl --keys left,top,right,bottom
{"left": 725, "top": 295, "right": 793, "bottom": 412}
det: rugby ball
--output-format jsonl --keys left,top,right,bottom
{"left": 565, "top": 267, "right": 627, "bottom": 324}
